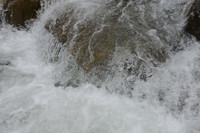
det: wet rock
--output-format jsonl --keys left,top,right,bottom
{"left": 0, "top": 11, "right": 2, "bottom": 24}
{"left": 0, "top": 60, "right": 11, "bottom": 66}
{"left": 45, "top": 1, "right": 168, "bottom": 76}
{"left": 2, "top": 0, "right": 41, "bottom": 26}
{"left": 185, "top": 0, "right": 200, "bottom": 40}
{"left": 45, "top": 4, "right": 116, "bottom": 72}
{"left": 54, "top": 80, "right": 79, "bottom": 88}
{"left": 63, "top": 80, "right": 79, "bottom": 88}
{"left": 54, "top": 81, "right": 62, "bottom": 87}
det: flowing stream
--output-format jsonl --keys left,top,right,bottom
{"left": 0, "top": 0, "right": 200, "bottom": 133}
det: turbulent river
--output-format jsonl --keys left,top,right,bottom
{"left": 0, "top": 0, "right": 200, "bottom": 133}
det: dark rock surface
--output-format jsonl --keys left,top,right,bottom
{"left": 0, "top": 60, "right": 11, "bottom": 66}
{"left": 2, "top": 0, "right": 41, "bottom": 26}
{"left": 185, "top": 0, "right": 200, "bottom": 40}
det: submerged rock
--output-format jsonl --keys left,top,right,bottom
{"left": 54, "top": 81, "right": 62, "bottom": 87}
{"left": 2, "top": 0, "right": 41, "bottom": 26}
{"left": 0, "top": 60, "right": 11, "bottom": 66}
{"left": 185, "top": 0, "right": 200, "bottom": 40}
{"left": 0, "top": 10, "right": 2, "bottom": 24}
{"left": 45, "top": 3, "right": 116, "bottom": 72}
{"left": 45, "top": 1, "right": 168, "bottom": 75}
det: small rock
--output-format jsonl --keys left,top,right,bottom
{"left": 185, "top": 0, "right": 200, "bottom": 40}
{"left": 54, "top": 81, "right": 62, "bottom": 87}
{"left": 0, "top": 60, "right": 11, "bottom": 66}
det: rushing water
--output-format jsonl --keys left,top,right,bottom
{"left": 0, "top": 0, "right": 200, "bottom": 133}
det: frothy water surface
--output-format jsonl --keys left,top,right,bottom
{"left": 0, "top": 0, "right": 200, "bottom": 133}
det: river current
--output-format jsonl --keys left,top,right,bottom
{"left": 0, "top": 0, "right": 200, "bottom": 133}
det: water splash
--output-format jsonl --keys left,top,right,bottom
{"left": 0, "top": 0, "right": 200, "bottom": 133}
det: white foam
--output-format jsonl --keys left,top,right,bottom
{"left": 0, "top": 0, "right": 200, "bottom": 133}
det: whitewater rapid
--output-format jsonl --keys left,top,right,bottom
{"left": 1, "top": 0, "right": 200, "bottom": 133}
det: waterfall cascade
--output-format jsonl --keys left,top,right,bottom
{"left": 0, "top": 0, "right": 200, "bottom": 133}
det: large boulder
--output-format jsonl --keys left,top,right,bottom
{"left": 2, "top": 0, "right": 41, "bottom": 26}
{"left": 185, "top": 0, "right": 200, "bottom": 40}
{"left": 45, "top": 1, "right": 168, "bottom": 79}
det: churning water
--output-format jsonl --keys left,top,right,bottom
{"left": 0, "top": 0, "right": 200, "bottom": 133}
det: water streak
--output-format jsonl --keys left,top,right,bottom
{"left": 0, "top": 0, "right": 200, "bottom": 133}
